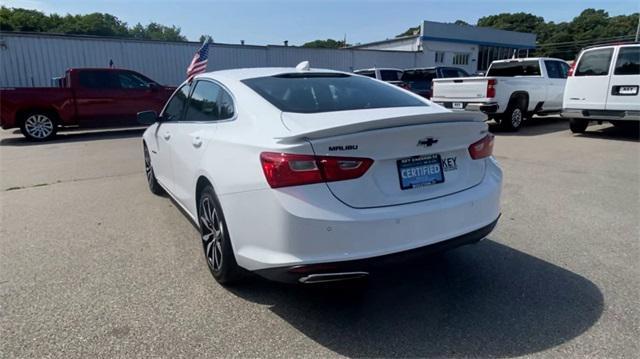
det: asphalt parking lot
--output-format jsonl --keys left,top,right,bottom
{"left": 1, "top": 117, "right": 638, "bottom": 358}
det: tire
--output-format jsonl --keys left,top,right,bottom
{"left": 500, "top": 98, "right": 526, "bottom": 131}
{"left": 198, "top": 185, "right": 243, "bottom": 285}
{"left": 20, "top": 111, "right": 58, "bottom": 141}
{"left": 143, "top": 144, "right": 165, "bottom": 195}
{"left": 569, "top": 118, "right": 589, "bottom": 133}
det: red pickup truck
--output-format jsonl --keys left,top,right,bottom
{"left": 0, "top": 68, "right": 175, "bottom": 140}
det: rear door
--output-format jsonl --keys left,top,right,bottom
{"left": 169, "top": 80, "right": 234, "bottom": 215}
{"left": 564, "top": 47, "right": 614, "bottom": 110}
{"left": 74, "top": 70, "right": 126, "bottom": 126}
{"left": 152, "top": 83, "right": 191, "bottom": 192}
{"left": 543, "top": 60, "right": 569, "bottom": 110}
{"left": 605, "top": 45, "right": 640, "bottom": 110}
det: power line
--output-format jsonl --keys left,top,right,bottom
{"left": 537, "top": 35, "right": 635, "bottom": 48}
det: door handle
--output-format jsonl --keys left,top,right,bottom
{"left": 163, "top": 132, "right": 171, "bottom": 140}
{"left": 192, "top": 136, "right": 203, "bottom": 148}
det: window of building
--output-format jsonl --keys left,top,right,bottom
{"left": 434, "top": 51, "right": 445, "bottom": 63}
{"left": 452, "top": 53, "right": 470, "bottom": 65}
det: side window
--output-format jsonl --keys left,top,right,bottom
{"left": 575, "top": 49, "right": 613, "bottom": 76}
{"left": 614, "top": 47, "right": 640, "bottom": 76}
{"left": 114, "top": 72, "right": 150, "bottom": 89}
{"left": 78, "top": 71, "right": 112, "bottom": 89}
{"left": 184, "top": 81, "right": 221, "bottom": 122}
{"left": 545, "top": 61, "right": 562, "bottom": 79}
{"left": 559, "top": 62, "right": 570, "bottom": 78}
{"left": 218, "top": 90, "right": 235, "bottom": 120}
{"left": 162, "top": 84, "right": 191, "bottom": 121}
{"left": 380, "top": 70, "right": 401, "bottom": 81}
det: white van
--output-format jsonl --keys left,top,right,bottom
{"left": 563, "top": 43, "right": 640, "bottom": 133}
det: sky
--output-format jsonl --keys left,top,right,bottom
{"left": 5, "top": 0, "right": 639, "bottom": 45}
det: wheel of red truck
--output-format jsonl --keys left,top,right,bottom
{"left": 500, "top": 100, "right": 525, "bottom": 131}
{"left": 20, "top": 112, "right": 57, "bottom": 141}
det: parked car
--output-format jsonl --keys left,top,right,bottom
{"left": 401, "top": 67, "right": 470, "bottom": 99}
{"left": 431, "top": 58, "right": 570, "bottom": 131}
{"left": 138, "top": 63, "right": 503, "bottom": 285}
{"left": 0, "top": 68, "right": 175, "bottom": 141}
{"left": 562, "top": 43, "right": 640, "bottom": 133}
{"left": 354, "top": 68, "right": 403, "bottom": 82}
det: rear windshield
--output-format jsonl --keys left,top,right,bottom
{"left": 487, "top": 61, "right": 541, "bottom": 77}
{"left": 401, "top": 69, "right": 436, "bottom": 90}
{"left": 242, "top": 73, "right": 426, "bottom": 113}
{"left": 379, "top": 70, "right": 402, "bottom": 81}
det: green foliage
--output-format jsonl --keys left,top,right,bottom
{"left": 302, "top": 39, "right": 347, "bottom": 48}
{"left": 397, "top": 9, "right": 638, "bottom": 59}
{"left": 477, "top": 9, "right": 638, "bottom": 59}
{"left": 0, "top": 6, "right": 187, "bottom": 41}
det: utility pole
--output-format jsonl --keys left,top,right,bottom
{"left": 636, "top": 13, "right": 639, "bottom": 42}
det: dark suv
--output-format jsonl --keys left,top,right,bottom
{"left": 401, "top": 67, "right": 469, "bottom": 99}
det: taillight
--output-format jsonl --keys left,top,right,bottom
{"left": 486, "top": 79, "right": 496, "bottom": 98}
{"left": 260, "top": 152, "right": 373, "bottom": 188}
{"left": 468, "top": 134, "right": 495, "bottom": 160}
{"left": 568, "top": 62, "right": 576, "bottom": 76}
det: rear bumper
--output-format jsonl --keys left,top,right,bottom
{"left": 562, "top": 108, "right": 640, "bottom": 122}
{"left": 219, "top": 157, "right": 502, "bottom": 274}
{"left": 255, "top": 216, "right": 499, "bottom": 283}
{"left": 435, "top": 101, "right": 500, "bottom": 115}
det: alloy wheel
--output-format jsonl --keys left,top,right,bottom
{"left": 199, "top": 196, "right": 224, "bottom": 272}
{"left": 144, "top": 147, "right": 153, "bottom": 185}
{"left": 511, "top": 108, "right": 523, "bottom": 128}
{"left": 24, "top": 114, "right": 54, "bottom": 139}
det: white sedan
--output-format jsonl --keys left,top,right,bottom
{"left": 138, "top": 63, "right": 503, "bottom": 284}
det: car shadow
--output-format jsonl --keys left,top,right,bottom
{"left": 0, "top": 127, "right": 146, "bottom": 147}
{"left": 229, "top": 240, "right": 603, "bottom": 358}
{"left": 574, "top": 124, "right": 640, "bottom": 142}
{"left": 489, "top": 116, "right": 568, "bottom": 136}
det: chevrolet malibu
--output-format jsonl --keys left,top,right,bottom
{"left": 138, "top": 63, "right": 502, "bottom": 285}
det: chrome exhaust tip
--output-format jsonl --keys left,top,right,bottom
{"left": 299, "top": 271, "right": 369, "bottom": 284}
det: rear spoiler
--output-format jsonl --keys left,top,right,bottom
{"left": 277, "top": 109, "right": 486, "bottom": 144}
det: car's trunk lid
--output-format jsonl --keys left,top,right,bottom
{"left": 281, "top": 107, "right": 488, "bottom": 208}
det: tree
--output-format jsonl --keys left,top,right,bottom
{"left": 477, "top": 12, "right": 545, "bottom": 34}
{"left": 479, "top": 9, "right": 638, "bottom": 59}
{"left": 0, "top": 6, "right": 187, "bottom": 41}
{"left": 302, "top": 38, "right": 346, "bottom": 48}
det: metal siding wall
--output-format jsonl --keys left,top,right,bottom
{"left": 0, "top": 33, "right": 426, "bottom": 87}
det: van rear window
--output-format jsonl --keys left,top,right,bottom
{"left": 242, "top": 73, "right": 426, "bottom": 113}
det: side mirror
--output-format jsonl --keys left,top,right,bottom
{"left": 137, "top": 110, "right": 159, "bottom": 125}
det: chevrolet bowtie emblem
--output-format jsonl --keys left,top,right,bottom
{"left": 417, "top": 137, "right": 439, "bottom": 147}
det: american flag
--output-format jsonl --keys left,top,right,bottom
{"left": 187, "top": 40, "right": 210, "bottom": 79}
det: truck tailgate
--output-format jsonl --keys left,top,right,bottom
{"left": 432, "top": 77, "right": 490, "bottom": 101}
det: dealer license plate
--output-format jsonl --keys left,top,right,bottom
{"left": 452, "top": 102, "right": 464, "bottom": 109}
{"left": 397, "top": 154, "right": 445, "bottom": 190}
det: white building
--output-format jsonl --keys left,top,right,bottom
{"left": 351, "top": 21, "right": 537, "bottom": 74}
